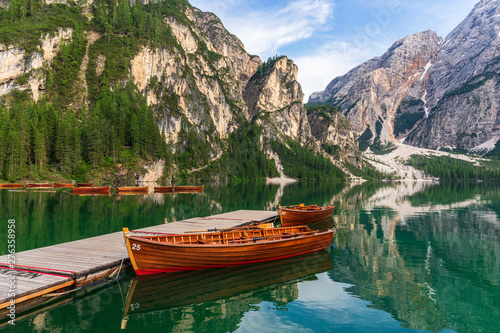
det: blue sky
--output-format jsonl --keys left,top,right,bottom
{"left": 189, "top": 0, "right": 479, "bottom": 100}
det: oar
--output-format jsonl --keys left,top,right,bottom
{"left": 183, "top": 222, "right": 274, "bottom": 234}
{"left": 226, "top": 231, "right": 317, "bottom": 243}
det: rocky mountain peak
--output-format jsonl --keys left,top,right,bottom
{"left": 309, "top": 30, "right": 441, "bottom": 145}
{"left": 243, "top": 56, "right": 310, "bottom": 142}
{"left": 309, "top": 0, "right": 500, "bottom": 154}
{"left": 405, "top": 0, "right": 500, "bottom": 151}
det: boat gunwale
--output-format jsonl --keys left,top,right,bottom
{"left": 117, "top": 186, "right": 149, "bottom": 191}
{"left": 279, "top": 206, "right": 335, "bottom": 214}
{"left": 127, "top": 229, "right": 334, "bottom": 249}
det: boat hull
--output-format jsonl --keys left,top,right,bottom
{"left": 174, "top": 185, "right": 203, "bottom": 193}
{"left": 124, "top": 227, "right": 334, "bottom": 275}
{"left": 72, "top": 186, "right": 110, "bottom": 195}
{"left": 0, "top": 184, "right": 24, "bottom": 189}
{"left": 27, "top": 183, "right": 52, "bottom": 188}
{"left": 154, "top": 186, "right": 173, "bottom": 193}
{"left": 76, "top": 183, "right": 94, "bottom": 187}
{"left": 117, "top": 186, "right": 148, "bottom": 194}
{"left": 154, "top": 185, "right": 203, "bottom": 193}
{"left": 279, "top": 205, "right": 335, "bottom": 226}
{"left": 52, "top": 183, "right": 75, "bottom": 188}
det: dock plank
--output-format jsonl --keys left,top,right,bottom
{"left": 0, "top": 210, "right": 276, "bottom": 311}
{"left": 0, "top": 269, "right": 73, "bottom": 308}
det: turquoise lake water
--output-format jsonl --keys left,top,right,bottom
{"left": 0, "top": 181, "right": 499, "bottom": 332}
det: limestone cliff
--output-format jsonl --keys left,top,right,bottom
{"left": 307, "top": 108, "right": 361, "bottom": 167}
{"left": 0, "top": 0, "right": 361, "bottom": 180}
{"left": 243, "top": 56, "right": 311, "bottom": 143}
{"left": 0, "top": 28, "right": 73, "bottom": 100}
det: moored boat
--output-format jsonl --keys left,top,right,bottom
{"left": 0, "top": 183, "right": 24, "bottom": 189}
{"left": 123, "top": 225, "right": 334, "bottom": 275}
{"left": 76, "top": 183, "right": 94, "bottom": 187}
{"left": 174, "top": 185, "right": 204, "bottom": 193}
{"left": 116, "top": 186, "right": 149, "bottom": 194}
{"left": 72, "top": 186, "right": 110, "bottom": 195}
{"left": 278, "top": 204, "right": 335, "bottom": 227}
{"left": 153, "top": 186, "right": 173, "bottom": 193}
{"left": 52, "top": 183, "right": 75, "bottom": 188}
{"left": 27, "top": 183, "right": 52, "bottom": 188}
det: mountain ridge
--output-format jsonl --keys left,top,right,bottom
{"left": 0, "top": 0, "right": 361, "bottom": 183}
{"left": 310, "top": 0, "right": 500, "bottom": 155}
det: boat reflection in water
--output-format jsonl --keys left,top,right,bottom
{"left": 306, "top": 216, "right": 336, "bottom": 232}
{"left": 121, "top": 250, "right": 333, "bottom": 328}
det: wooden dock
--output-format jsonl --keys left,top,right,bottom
{"left": 0, "top": 210, "right": 277, "bottom": 316}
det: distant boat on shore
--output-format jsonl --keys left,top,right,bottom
{"left": 173, "top": 185, "right": 204, "bottom": 193}
{"left": 154, "top": 185, "right": 203, "bottom": 193}
{"left": 153, "top": 186, "right": 173, "bottom": 193}
{"left": 72, "top": 186, "right": 110, "bottom": 195}
{"left": 117, "top": 186, "right": 149, "bottom": 194}
{"left": 27, "top": 183, "right": 52, "bottom": 188}
{"left": 53, "top": 183, "right": 75, "bottom": 188}
{"left": 0, "top": 183, "right": 24, "bottom": 189}
{"left": 76, "top": 183, "right": 95, "bottom": 187}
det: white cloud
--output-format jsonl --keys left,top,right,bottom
{"left": 191, "top": 0, "right": 335, "bottom": 56}
{"left": 295, "top": 38, "right": 382, "bottom": 101}
{"left": 189, "top": 0, "right": 479, "bottom": 101}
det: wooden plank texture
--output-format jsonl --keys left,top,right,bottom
{"left": 0, "top": 268, "right": 73, "bottom": 309}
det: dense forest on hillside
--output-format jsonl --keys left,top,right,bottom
{"left": 0, "top": 0, "right": 349, "bottom": 183}
{"left": 0, "top": 0, "right": 189, "bottom": 182}
{"left": 0, "top": 82, "right": 167, "bottom": 182}
{"left": 271, "top": 140, "right": 345, "bottom": 181}
{"left": 407, "top": 155, "right": 500, "bottom": 180}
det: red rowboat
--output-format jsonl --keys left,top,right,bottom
{"left": 117, "top": 186, "right": 149, "bottom": 194}
{"left": 76, "top": 183, "right": 94, "bottom": 187}
{"left": 153, "top": 186, "right": 173, "bottom": 193}
{"left": 173, "top": 185, "right": 203, "bottom": 193}
{"left": 123, "top": 225, "right": 334, "bottom": 275}
{"left": 72, "top": 186, "right": 110, "bottom": 195}
{"left": 52, "top": 183, "right": 75, "bottom": 188}
{"left": 278, "top": 204, "right": 335, "bottom": 227}
{"left": 27, "top": 183, "right": 52, "bottom": 188}
{"left": 0, "top": 183, "right": 24, "bottom": 189}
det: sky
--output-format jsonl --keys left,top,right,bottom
{"left": 189, "top": 0, "right": 479, "bottom": 101}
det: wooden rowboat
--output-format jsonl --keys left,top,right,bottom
{"left": 76, "top": 183, "right": 94, "bottom": 187}
{"left": 0, "top": 183, "right": 24, "bottom": 189}
{"left": 117, "top": 186, "right": 149, "bottom": 194}
{"left": 278, "top": 204, "right": 335, "bottom": 227}
{"left": 153, "top": 186, "right": 173, "bottom": 193}
{"left": 72, "top": 186, "right": 110, "bottom": 195}
{"left": 27, "top": 183, "right": 52, "bottom": 188}
{"left": 174, "top": 185, "right": 204, "bottom": 193}
{"left": 123, "top": 225, "right": 334, "bottom": 275}
{"left": 52, "top": 183, "right": 75, "bottom": 188}
{"left": 154, "top": 185, "right": 203, "bottom": 193}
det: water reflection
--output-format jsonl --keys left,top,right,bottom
{"left": 122, "top": 251, "right": 333, "bottom": 331}
{"left": 331, "top": 181, "right": 500, "bottom": 333}
{"left": 0, "top": 181, "right": 499, "bottom": 332}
